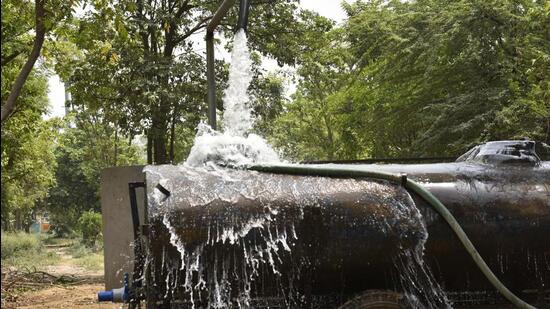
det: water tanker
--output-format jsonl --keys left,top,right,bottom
{"left": 99, "top": 140, "right": 549, "bottom": 308}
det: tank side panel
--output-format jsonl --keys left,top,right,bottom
{"left": 100, "top": 165, "right": 145, "bottom": 289}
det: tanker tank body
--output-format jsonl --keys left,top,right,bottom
{"left": 321, "top": 140, "right": 550, "bottom": 306}
{"left": 142, "top": 166, "right": 440, "bottom": 308}
{"left": 138, "top": 140, "right": 549, "bottom": 308}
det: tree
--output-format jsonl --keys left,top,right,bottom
{"left": 1, "top": 0, "right": 90, "bottom": 230}
{"left": 1, "top": 0, "right": 46, "bottom": 122}
{"left": 250, "top": 72, "right": 287, "bottom": 138}
{"left": 342, "top": 0, "right": 550, "bottom": 156}
{"left": 273, "top": 0, "right": 550, "bottom": 160}
{"left": 1, "top": 63, "right": 58, "bottom": 230}
{"left": 269, "top": 27, "right": 358, "bottom": 161}
{"left": 1, "top": 0, "right": 77, "bottom": 123}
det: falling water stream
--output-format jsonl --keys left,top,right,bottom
{"left": 146, "top": 29, "right": 451, "bottom": 308}
{"left": 185, "top": 29, "right": 280, "bottom": 168}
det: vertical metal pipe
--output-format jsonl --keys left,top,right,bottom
{"left": 206, "top": 31, "right": 216, "bottom": 130}
{"left": 205, "top": 0, "right": 236, "bottom": 130}
{"left": 237, "top": 0, "right": 251, "bottom": 31}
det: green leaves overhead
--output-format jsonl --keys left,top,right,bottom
{"left": 273, "top": 0, "right": 550, "bottom": 160}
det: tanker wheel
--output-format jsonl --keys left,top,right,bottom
{"left": 338, "top": 290, "right": 405, "bottom": 309}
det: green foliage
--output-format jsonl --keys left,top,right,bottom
{"left": 1, "top": 0, "right": 80, "bottom": 231}
{"left": 348, "top": 0, "right": 549, "bottom": 156}
{"left": 250, "top": 73, "right": 288, "bottom": 137}
{"left": 270, "top": 27, "right": 358, "bottom": 160}
{"left": 273, "top": 0, "right": 550, "bottom": 160}
{"left": 1, "top": 232, "right": 42, "bottom": 260}
{"left": 44, "top": 112, "right": 143, "bottom": 232}
{"left": 1, "top": 0, "right": 35, "bottom": 65}
{"left": 77, "top": 210, "right": 102, "bottom": 247}
{"left": 0, "top": 232, "right": 58, "bottom": 269}
{"left": 1, "top": 57, "right": 58, "bottom": 230}
{"left": 1, "top": 0, "right": 79, "bottom": 61}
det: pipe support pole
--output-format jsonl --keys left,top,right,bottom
{"left": 206, "top": 31, "right": 216, "bottom": 130}
{"left": 205, "top": 0, "right": 236, "bottom": 129}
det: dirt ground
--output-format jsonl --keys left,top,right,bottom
{"left": 44, "top": 245, "right": 103, "bottom": 278}
{"left": 4, "top": 284, "right": 120, "bottom": 309}
{"left": 2, "top": 247, "right": 118, "bottom": 309}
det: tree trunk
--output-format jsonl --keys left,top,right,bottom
{"left": 151, "top": 58, "right": 173, "bottom": 164}
{"left": 151, "top": 110, "right": 169, "bottom": 164}
{"left": 153, "top": 136, "right": 168, "bottom": 163}
{"left": 1, "top": 0, "right": 47, "bottom": 123}
{"left": 15, "top": 210, "right": 23, "bottom": 231}
{"left": 169, "top": 109, "right": 177, "bottom": 163}
{"left": 114, "top": 124, "right": 119, "bottom": 166}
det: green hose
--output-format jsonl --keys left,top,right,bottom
{"left": 247, "top": 163, "right": 536, "bottom": 309}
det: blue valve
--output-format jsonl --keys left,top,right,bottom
{"left": 98, "top": 290, "right": 114, "bottom": 302}
{"left": 98, "top": 273, "right": 129, "bottom": 303}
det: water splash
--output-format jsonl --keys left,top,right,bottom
{"left": 146, "top": 165, "right": 450, "bottom": 308}
{"left": 185, "top": 29, "right": 280, "bottom": 168}
{"left": 185, "top": 123, "right": 279, "bottom": 168}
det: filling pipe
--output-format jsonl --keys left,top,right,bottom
{"left": 206, "top": 0, "right": 251, "bottom": 129}
{"left": 206, "top": 32, "right": 216, "bottom": 129}
{"left": 237, "top": 0, "right": 251, "bottom": 31}
{"left": 247, "top": 163, "right": 536, "bottom": 309}
{"left": 206, "top": 0, "right": 236, "bottom": 34}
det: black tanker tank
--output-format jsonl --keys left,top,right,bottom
{"left": 138, "top": 140, "right": 549, "bottom": 308}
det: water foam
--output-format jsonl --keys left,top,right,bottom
{"left": 185, "top": 123, "right": 279, "bottom": 168}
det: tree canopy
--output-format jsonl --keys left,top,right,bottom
{"left": 272, "top": 0, "right": 549, "bottom": 161}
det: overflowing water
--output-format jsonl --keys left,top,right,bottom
{"left": 146, "top": 28, "right": 451, "bottom": 308}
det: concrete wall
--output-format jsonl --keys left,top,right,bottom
{"left": 100, "top": 165, "right": 145, "bottom": 289}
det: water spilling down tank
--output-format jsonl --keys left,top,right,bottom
{"left": 135, "top": 140, "right": 549, "bottom": 308}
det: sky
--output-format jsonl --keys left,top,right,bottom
{"left": 45, "top": 1, "right": 350, "bottom": 119}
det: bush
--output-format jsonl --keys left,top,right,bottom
{"left": 42, "top": 233, "right": 77, "bottom": 245}
{"left": 77, "top": 210, "right": 102, "bottom": 247}
{"left": 1, "top": 232, "right": 42, "bottom": 260}
{"left": 0, "top": 232, "right": 58, "bottom": 269}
